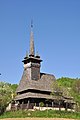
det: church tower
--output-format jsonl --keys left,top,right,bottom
{"left": 22, "top": 22, "right": 42, "bottom": 80}
{"left": 15, "top": 22, "right": 56, "bottom": 110}
{"left": 14, "top": 22, "right": 73, "bottom": 111}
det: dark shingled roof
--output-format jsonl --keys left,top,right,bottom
{"left": 15, "top": 92, "right": 53, "bottom": 100}
{"left": 16, "top": 72, "right": 56, "bottom": 93}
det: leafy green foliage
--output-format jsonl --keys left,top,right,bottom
{"left": 57, "top": 77, "right": 75, "bottom": 88}
{"left": 0, "top": 81, "right": 18, "bottom": 114}
{"left": 39, "top": 102, "right": 44, "bottom": 107}
{"left": 51, "top": 80, "right": 63, "bottom": 103}
{"left": 56, "top": 77, "right": 80, "bottom": 111}
{"left": 72, "top": 79, "right": 80, "bottom": 94}
{"left": 71, "top": 79, "right": 80, "bottom": 111}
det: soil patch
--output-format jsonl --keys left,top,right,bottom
{"left": 0, "top": 118, "right": 76, "bottom": 120}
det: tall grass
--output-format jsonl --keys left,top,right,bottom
{"left": 0, "top": 110, "right": 80, "bottom": 119}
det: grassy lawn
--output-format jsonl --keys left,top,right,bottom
{"left": 0, "top": 110, "right": 80, "bottom": 119}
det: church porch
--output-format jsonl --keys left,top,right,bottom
{"left": 11, "top": 97, "right": 73, "bottom": 111}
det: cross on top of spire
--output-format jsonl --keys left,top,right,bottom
{"left": 31, "top": 20, "right": 33, "bottom": 28}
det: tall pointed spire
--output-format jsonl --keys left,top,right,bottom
{"left": 29, "top": 20, "right": 35, "bottom": 57}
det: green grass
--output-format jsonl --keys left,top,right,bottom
{"left": 0, "top": 110, "right": 80, "bottom": 119}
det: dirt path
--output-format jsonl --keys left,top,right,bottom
{"left": 0, "top": 118, "right": 76, "bottom": 120}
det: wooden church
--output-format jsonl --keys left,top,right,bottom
{"left": 14, "top": 24, "right": 56, "bottom": 109}
{"left": 13, "top": 23, "right": 75, "bottom": 110}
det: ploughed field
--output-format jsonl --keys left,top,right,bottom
{"left": 0, "top": 118, "right": 76, "bottom": 120}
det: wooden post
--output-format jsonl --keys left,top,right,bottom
{"left": 46, "top": 103, "right": 48, "bottom": 116}
{"left": 35, "top": 103, "right": 36, "bottom": 107}
{"left": 27, "top": 100, "right": 30, "bottom": 109}
{"left": 59, "top": 101, "right": 61, "bottom": 111}
{"left": 65, "top": 102, "right": 68, "bottom": 111}
{"left": 21, "top": 101, "right": 24, "bottom": 110}
{"left": 52, "top": 101, "right": 54, "bottom": 107}
{"left": 39, "top": 102, "right": 40, "bottom": 110}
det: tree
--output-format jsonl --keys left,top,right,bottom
{"left": 71, "top": 79, "right": 80, "bottom": 111}
{"left": 56, "top": 77, "right": 80, "bottom": 111}
{"left": 0, "top": 81, "right": 18, "bottom": 114}
{"left": 51, "top": 81, "right": 63, "bottom": 110}
{"left": 39, "top": 102, "right": 44, "bottom": 110}
{"left": 72, "top": 79, "right": 80, "bottom": 94}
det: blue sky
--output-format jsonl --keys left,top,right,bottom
{"left": 0, "top": 0, "right": 80, "bottom": 84}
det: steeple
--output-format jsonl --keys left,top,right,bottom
{"left": 29, "top": 20, "right": 35, "bottom": 57}
{"left": 22, "top": 22, "right": 42, "bottom": 80}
